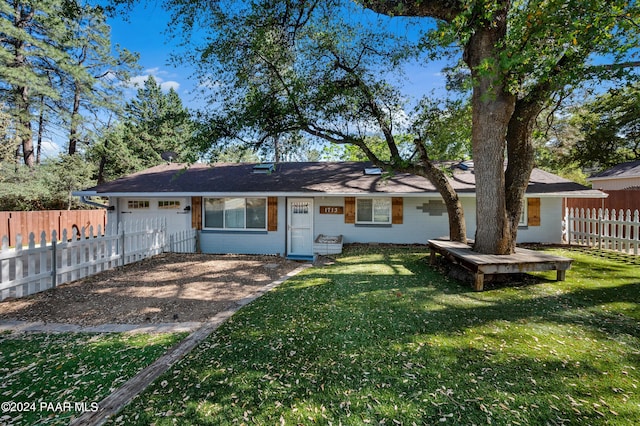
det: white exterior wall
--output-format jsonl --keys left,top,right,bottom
{"left": 589, "top": 176, "right": 640, "bottom": 191}
{"left": 110, "top": 194, "right": 565, "bottom": 255}
{"left": 199, "top": 229, "right": 285, "bottom": 255}
{"left": 517, "top": 197, "right": 563, "bottom": 243}
{"left": 111, "top": 197, "right": 191, "bottom": 234}
{"left": 313, "top": 196, "right": 452, "bottom": 244}
{"left": 199, "top": 197, "right": 287, "bottom": 255}
{"left": 462, "top": 197, "right": 563, "bottom": 244}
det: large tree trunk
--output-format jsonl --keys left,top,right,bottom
{"left": 10, "top": 3, "right": 34, "bottom": 168}
{"left": 505, "top": 78, "right": 557, "bottom": 251}
{"left": 361, "top": 0, "right": 522, "bottom": 254}
{"left": 463, "top": 5, "right": 515, "bottom": 254}
{"left": 412, "top": 140, "right": 467, "bottom": 243}
{"left": 423, "top": 165, "right": 467, "bottom": 243}
{"left": 504, "top": 99, "right": 540, "bottom": 252}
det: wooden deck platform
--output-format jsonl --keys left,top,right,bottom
{"left": 428, "top": 239, "right": 573, "bottom": 291}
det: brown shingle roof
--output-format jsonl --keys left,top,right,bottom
{"left": 589, "top": 160, "right": 640, "bottom": 180}
{"left": 77, "top": 161, "right": 604, "bottom": 197}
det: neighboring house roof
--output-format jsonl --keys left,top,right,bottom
{"left": 75, "top": 161, "right": 605, "bottom": 198}
{"left": 588, "top": 160, "right": 640, "bottom": 181}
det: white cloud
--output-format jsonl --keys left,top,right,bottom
{"left": 39, "top": 139, "right": 62, "bottom": 158}
{"left": 125, "top": 68, "right": 181, "bottom": 92}
{"left": 144, "top": 67, "right": 164, "bottom": 76}
{"left": 160, "top": 80, "right": 180, "bottom": 92}
{"left": 127, "top": 75, "right": 148, "bottom": 88}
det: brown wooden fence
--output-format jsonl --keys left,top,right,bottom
{"left": 564, "top": 189, "right": 640, "bottom": 213}
{"left": 0, "top": 210, "right": 107, "bottom": 247}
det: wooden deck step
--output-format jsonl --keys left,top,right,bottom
{"left": 428, "top": 239, "right": 573, "bottom": 291}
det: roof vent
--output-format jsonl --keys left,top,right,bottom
{"left": 456, "top": 160, "right": 474, "bottom": 171}
{"left": 161, "top": 151, "right": 179, "bottom": 163}
{"left": 364, "top": 167, "right": 382, "bottom": 175}
{"left": 253, "top": 163, "right": 276, "bottom": 174}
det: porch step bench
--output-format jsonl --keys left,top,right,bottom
{"left": 428, "top": 239, "right": 573, "bottom": 291}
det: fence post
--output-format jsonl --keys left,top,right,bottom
{"left": 563, "top": 208, "right": 568, "bottom": 244}
{"left": 597, "top": 208, "right": 603, "bottom": 250}
{"left": 632, "top": 210, "right": 640, "bottom": 254}
{"left": 27, "top": 233, "right": 36, "bottom": 296}
{"left": 1, "top": 236, "right": 8, "bottom": 300}
{"left": 15, "top": 234, "right": 23, "bottom": 298}
{"left": 51, "top": 230, "right": 57, "bottom": 288}
{"left": 39, "top": 231, "right": 47, "bottom": 291}
{"left": 119, "top": 222, "right": 125, "bottom": 267}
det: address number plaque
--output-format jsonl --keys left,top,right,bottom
{"left": 320, "top": 206, "right": 344, "bottom": 214}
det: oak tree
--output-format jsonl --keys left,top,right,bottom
{"left": 361, "top": 0, "right": 640, "bottom": 253}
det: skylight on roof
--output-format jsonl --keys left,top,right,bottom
{"left": 455, "top": 160, "right": 474, "bottom": 171}
{"left": 252, "top": 163, "right": 276, "bottom": 174}
{"left": 364, "top": 167, "right": 382, "bottom": 175}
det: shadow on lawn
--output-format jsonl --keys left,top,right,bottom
{"left": 1, "top": 332, "right": 183, "bottom": 426}
{"left": 110, "top": 247, "right": 640, "bottom": 425}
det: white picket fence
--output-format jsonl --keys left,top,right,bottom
{"left": 0, "top": 218, "right": 197, "bottom": 301}
{"left": 565, "top": 208, "right": 640, "bottom": 255}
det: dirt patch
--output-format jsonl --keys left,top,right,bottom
{"left": 0, "top": 253, "right": 303, "bottom": 326}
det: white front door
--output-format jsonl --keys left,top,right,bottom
{"left": 287, "top": 198, "right": 313, "bottom": 257}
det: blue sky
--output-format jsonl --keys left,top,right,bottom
{"left": 107, "top": 3, "right": 199, "bottom": 104}
{"left": 35, "top": 2, "right": 451, "bottom": 158}
{"left": 105, "top": 2, "right": 450, "bottom": 112}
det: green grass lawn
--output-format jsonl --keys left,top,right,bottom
{"left": 107, "top": 245, "right": 640, "bottom": 425}
{"left": 0, "top": 332, "right": 186, "bottom": 425}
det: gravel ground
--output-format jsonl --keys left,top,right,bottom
{"left": 0, "top": 253, "right": 303, "bottom": 326}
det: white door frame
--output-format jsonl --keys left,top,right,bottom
{"left": 287, "top": 198, "right": 314, "bottom": 257}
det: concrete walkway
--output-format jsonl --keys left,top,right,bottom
{"left": 64, "top": 263, "right": 312, "bottom": 426}
{"left": 0, "top": 319, "right": 203, "bottom": 334}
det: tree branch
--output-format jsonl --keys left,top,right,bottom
{"left": 358, "top": 0, "right": 461, "bottom": 22}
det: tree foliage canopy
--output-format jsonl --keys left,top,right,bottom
{"left": 88, "top": 75, "right": 197, "bottom": 183}
{"left": 1, "top": 0, "right": 139, "bottom": 165}
{"left": 571, "top": 84, "right": 640, "bottom": 171}
{"left": 0, "top": 154, "right": 95, "bottom": 210}
{"left": 104, "top": 0, "right": 640, "bottom": 252}
{"left": 360, "top": 0, "right": 639, "bottom": 253}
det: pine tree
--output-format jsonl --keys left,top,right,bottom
{"left": 60, "top": 2, "right": 139, "bottom": 155}
{"left": 0, "top": 0, "right": 139, "bottom": 166}
{"left": 0, "top": 0, "right": 69, "bottom": 167}
{"left": 124, "top": 75, "right": 195, "bottom": 166}
{"left": 89, "top": 76, "right": 196, "bottom": 182}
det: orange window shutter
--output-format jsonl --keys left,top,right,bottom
{"left": 392, "top": 197, "right": 403, "bottom": 224}
{"left": 527, "top": 197, "right": 541, "bottom": 226}
{"left": 268, "top": 197, "right": 278, "bottom": 231}
{"left": 344, "top": 197, "right": 355, "bottom": 224}
{"left": 191, "top": 196, "right": 202, "bottom": 230}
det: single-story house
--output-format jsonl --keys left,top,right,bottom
{"left": 587, "top": 160, "right": 640, "bottom": 191}
{"left": 74, "top": 161, "right": 605, "bottom": 258}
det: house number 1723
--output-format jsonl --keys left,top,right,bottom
{"left": 320, "top": 206, "right": 343, "bottom": 214}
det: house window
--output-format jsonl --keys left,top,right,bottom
{"left": 203, "top": 198, "right": 267, "bottom": 230}
{"left": 158, "top": 200, "right": 181, "bottom": 209}
{"left": 519, "top": 201, "right": 527, "bottom": 226}
{"left": 356, "top": 198, "right": 391, "bottom": 224}
{"left": 127, "top": 200, "right": 149, "bottom": 209}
